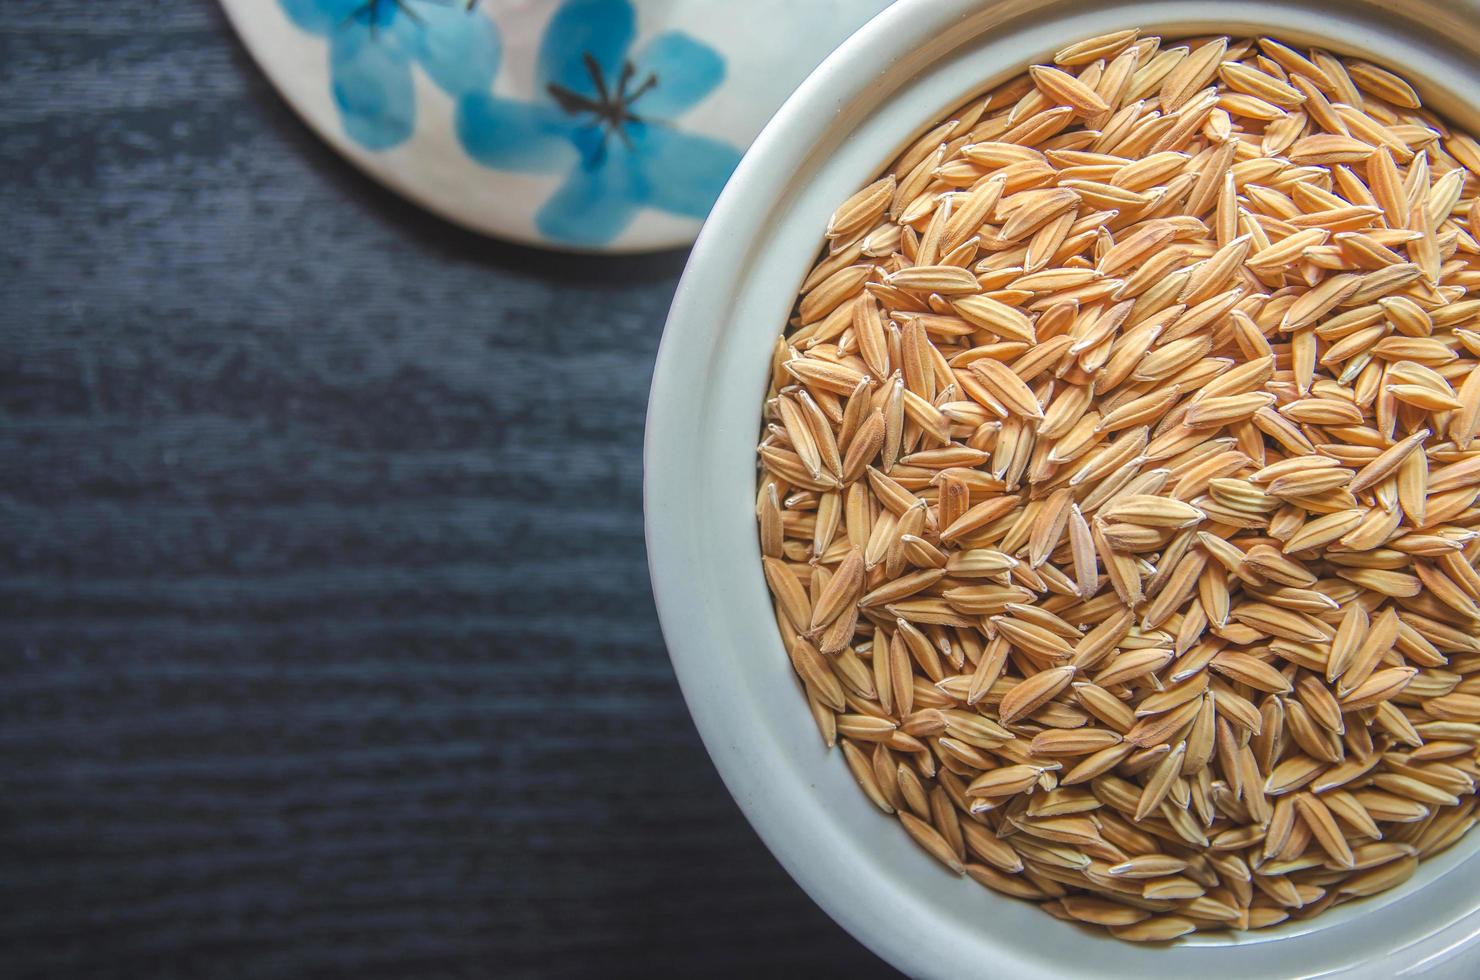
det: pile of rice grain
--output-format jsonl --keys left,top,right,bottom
{"left": 756, "top": 30, "right": 1480, "bottom": 941}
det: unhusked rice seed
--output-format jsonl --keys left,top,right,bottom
{"left": 756, "top": 29, "right": 1480, "bottom": 942}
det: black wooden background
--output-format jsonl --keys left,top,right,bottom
{"left": 0, "top": 3, "right": 895, "bottom": 976}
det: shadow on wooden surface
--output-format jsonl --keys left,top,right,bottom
{"left": 0, "top": 2, "right": 897, "bottom": 977}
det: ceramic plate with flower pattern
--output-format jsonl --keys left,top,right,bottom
{"left": 220, "top": 0, "right": 892, "bottom": 252}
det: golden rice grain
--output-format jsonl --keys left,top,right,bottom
{"left": 757, "top": 31, "right": 1480, "bottom": 943}
{"left": 1055, "top": 28, "right": 1141, "bottom": 67}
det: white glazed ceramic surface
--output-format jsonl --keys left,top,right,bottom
{"left": 646, "top": 1, "right": 1480, "bottom": 976}
{"left": 220, "top": 0, "right": 892, "bottom": 252}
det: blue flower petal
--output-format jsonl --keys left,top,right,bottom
{"left": 289, "top": 0, "right": 738, "bottom": 242}
{"left": 280, "top": 0, "right": 362, "bottom": 33}
{"left": 570, "top": 123, "right": 613, "bottom": 168}
{"left": 329, "top": 27, "right": 416, "bottom": 150}
{"left": 536, "top": 155, "right": 640, "bottom": 245}
{"left": 628, "top": 31, "right": 725, "bottom": 119}
{"left": 411, "top": 4, "right": 501, "bottom": 96}
{"left": 457, "top": 94, "right": 578, "bottom": 172}
{"left": 537, "top": 0, "right": 635, "bottom": 98}
{"left": 626, "top": 121, "right": 740, "bottom": 219}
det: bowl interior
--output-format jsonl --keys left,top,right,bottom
{"left": 647, "top": 1, "right": 1480, "bottom": 976}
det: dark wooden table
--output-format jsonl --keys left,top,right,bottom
{"left": 0, "top": 3, "right": 894, "bottom": 975}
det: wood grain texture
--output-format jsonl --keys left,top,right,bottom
{"left": 0, "top": 3, "right": 895, "bottom": 976}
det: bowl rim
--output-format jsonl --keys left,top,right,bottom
{"left": 646, "top": 1, "right": 1480, "bottom": 975}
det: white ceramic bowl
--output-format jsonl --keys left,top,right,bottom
{"left": 646, "top": 1, "right": 1480, "bottom": 975}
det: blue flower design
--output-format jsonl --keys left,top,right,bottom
{"left": 455, "top": 0, "right": 741, "bottom": 246}
{"left": 279, "top": 0, "right": 500, "bottom": 150}
{"left": 279, "top": 0, "right": 740, "bottom": 247}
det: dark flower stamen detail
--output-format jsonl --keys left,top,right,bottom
{"left": 343, "top": 0, "right": 477, "bottom": 36}
{"left": 547, "top": 53, "right": 660, "bottom": 164}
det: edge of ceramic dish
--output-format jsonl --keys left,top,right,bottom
{"left": 647, "top": 2, "right": 1480, "bottom": 976}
